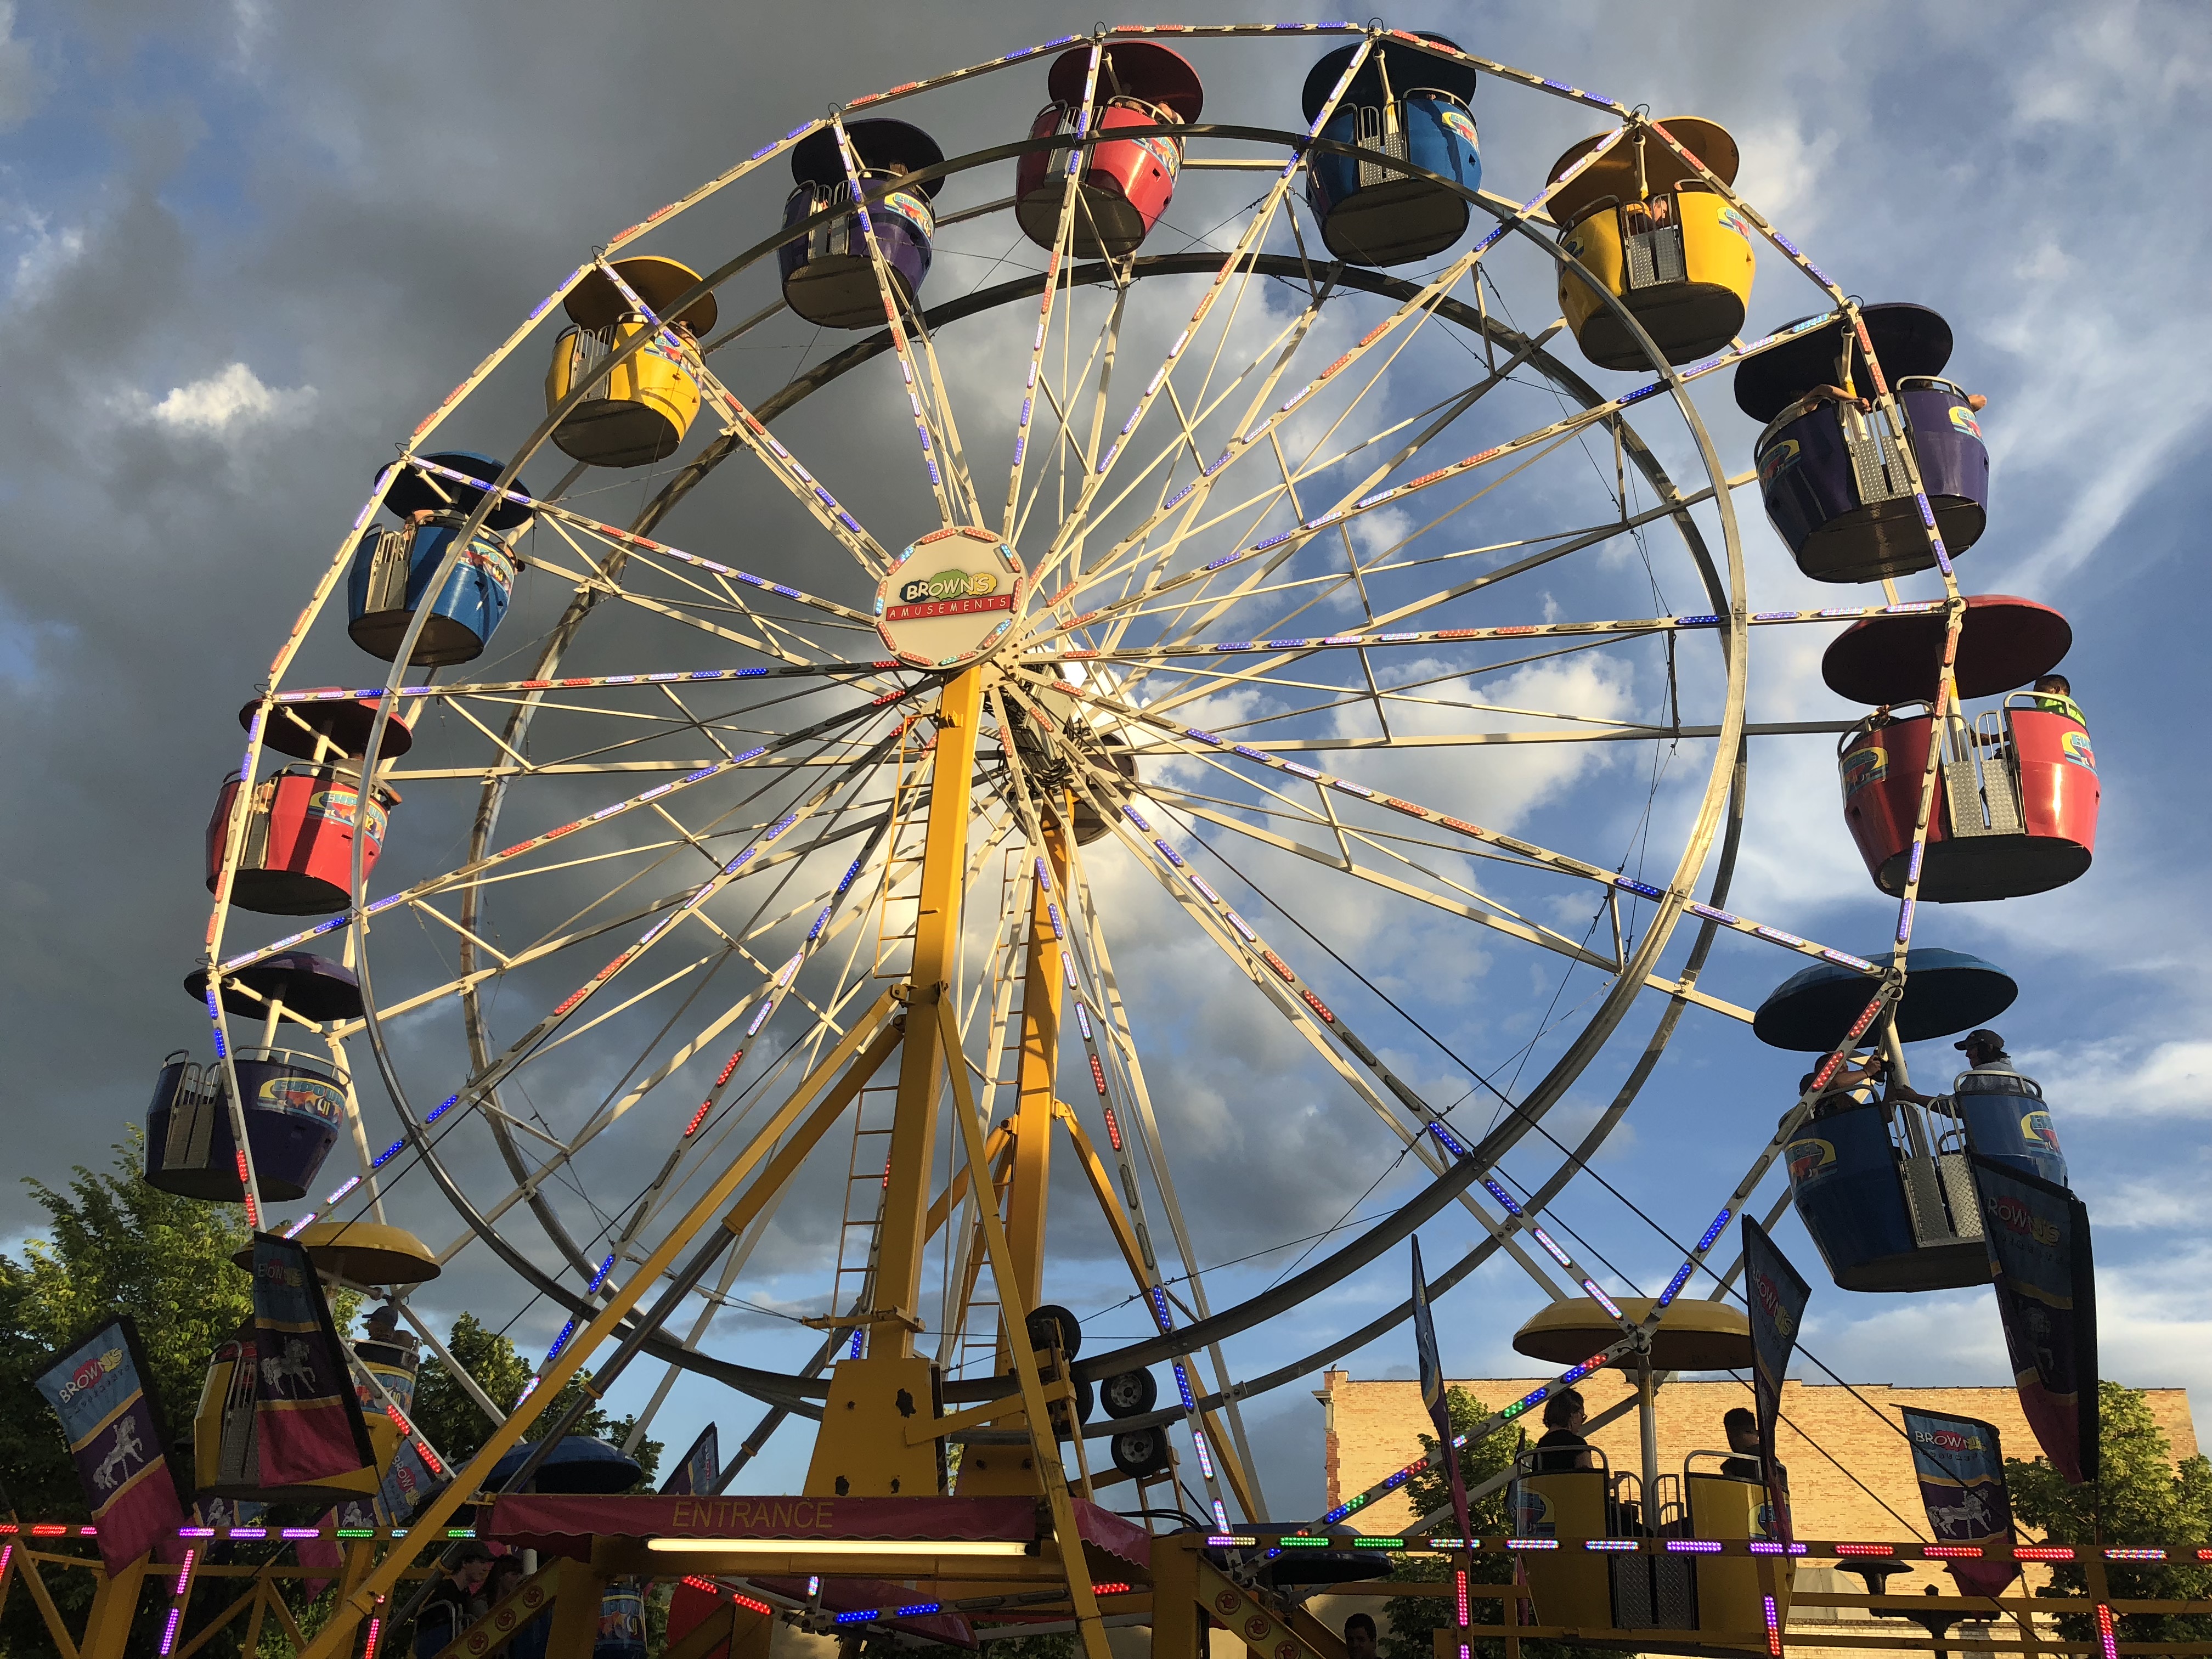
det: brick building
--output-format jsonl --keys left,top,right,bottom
{"left": 1312, "top": 1369, "right": 2200, "bottom": 1644}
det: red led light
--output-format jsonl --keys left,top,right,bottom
{"left": 2014, "top": 1545, "right": 2075, "bottom": 1561}
{"left": 1925, "top": 1545, "right": 1983, "bottom": 1558}
{"left": 1455, "top": 1568, "right": 1469, "bottom": 1626}
{"left": 1835, "top": 1544, "right": 1894, "bottom": 1556}
{"left": 683, "top": 1576, "right": 719, "bottom": 1593}
{"left": 30, "top": 1525, "right": 67, "bottom": 1537}
{"left": 1090, "top": 1055, "right": 1107, "bottom": 1094}
{"left": 713, "top": 1048, "right": 744, "bottom": 1087}
{"left": 1093, "top": 1582, "right": 1131, "bottom": 1595}
{"left": 1102, "top": 1107, "right": 1123, "bottom": 1151}
{"left": 683, "top": 1099, "right": 713, "bottom": 1137}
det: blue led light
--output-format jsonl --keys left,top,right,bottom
{"left": 1481, "top": 1176, "right": 1523, "bottom": 1215}
{"left": 425, "top": 1094, "right": 460, "bottom": 1125}
{"left": 1429, "top": 1122, "right": 1468, "bottom": 1158}
{"left": 1695, "top": 1209, "right": 1732, "bottom": 1253}
{"left": 587, "top": 1252, "right": 616, "bottom": 1293}
{"left": 1655, "top": 1263, "right": 1695, "bottom": 1307}
{"left": 1173, "top": 1362, "right": 1195, "bottom": 1410}
{"left": 370, "top": 1137, "right": 407, "bottom": 1170}
{"left": 1614, "top": 877, "right": 1664, "bottom": 899}
{"left": 895, "top": 1604, "right": 941, "bottom": 1617}
{"left": 1150, "top": 1286, "right": 1173, "bottom": 1332}
{"left": 834, "top": 1610, "right": 878, "bottom": 1625}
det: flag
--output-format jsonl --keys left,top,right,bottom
{"left": 1900, "top": 1409, "right": 2019, "bottom": 1599}
{"left": 661, "top": 1424, "right": 721, "bottom": 1497}
{"left": 1972, "top": 1156, "right": 2098, "bottom": 1485}
{"left": 1410, "top": 1237, "right": 1472, "bottom": 1555}
{"left": 1741, "top": 1217, "right": 1811, "bottom": 1546}
{"left": 32, "top": 1317, "right": 189, "bottom": 1571}
{"left": 250, "top": 1234, "right": 377, "bottom": 1487}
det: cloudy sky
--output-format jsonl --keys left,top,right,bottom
{"left": 2, "top": 0, "right": 2207, "bottom": 1524}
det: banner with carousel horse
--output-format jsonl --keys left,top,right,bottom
{"left": 250, "top": 1233, "right": 377, "bottom": 1486}
{"left": 1900, "top": 1408, "right": 2019, "bottom": 1598}
{"left": 32, "top": 1316, "right": 188, "bottom": 1570}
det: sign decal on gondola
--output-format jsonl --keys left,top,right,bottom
{"left": 32, "top": 1316, "right": 189, "bottom": 1570}
{"left": 1971, "top": 1156, "right": 2098, "bottom": 1485}
{"left": 1741, "top": 1217, "right": 1810, "bottom": 1545}
{"left": 1900, "top": 1408, "right": 2019, "bottom": 1598}
{"left": 251, "top": 1233, "right": 377, "bottom": 1487}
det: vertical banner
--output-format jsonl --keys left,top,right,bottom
{"left": 1741, "top": 1217, "right": 1811, "bottom": 1545}
{"left": 1900, "top": 1409, "right": 2019, "bottom": 1598}
{"left": 661, "top": 1424, "right": 721, "bottom": 1497}
{"left": 1972, "top": 1156, "right": 2098, "bottom": 1485}
{"left": 250, "top": 1234, "right": 377, "bottom": 1487}
{"left": 32, "top": 1317, "right": 189, "bottom": 1571}
{"left": 1410, "top": 1237, "right": 1473, "bottom": 1554}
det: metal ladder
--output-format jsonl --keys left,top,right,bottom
{"left": 830, "top": 1087, "right": 896, "bottom": 1357}
{"left": 1941, "top": 710, "right": 2027, "bottom": 840}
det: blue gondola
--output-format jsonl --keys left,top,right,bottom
{"left": 348, "top": 452, "right": 532, "bottom": 665}
{"left": 1757, "top": 948, "right": 2063, "bottom": 1293}
{"left": 1735, "top": 304, "right": 1990, "bottom": 585}
{"left": 1300, "top": 34, "right": 1481, "bottom": 266}
{"left": 488, "top": 1435, "right": 644, "bottom": 1495}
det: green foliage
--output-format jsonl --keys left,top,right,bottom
{"left": 410, "top": 1311, "right": 663, "bottom": 1487}
{"left": 2006, "top": 1381, "right": 2212, "bottom": 1646}
{"left": 1380, "top": 1387, "right": 1610, "bottom": 1659}
{"left": 0, "top": 1133, "right": 357, "bottom": 1655}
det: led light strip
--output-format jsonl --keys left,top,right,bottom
{"left": 1041, "top": 599, "right": 1939, "bottom": 663}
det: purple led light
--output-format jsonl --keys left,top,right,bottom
{"left": 1667, "top": 1539, "right": 1723, "bottom": 1553}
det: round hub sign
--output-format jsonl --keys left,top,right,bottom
{"left": 875, "top": 527, "right": 1027, "bottom": 670}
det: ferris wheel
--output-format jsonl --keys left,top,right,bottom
{"left": 157, "top": 22, "right": 2102, "bottom": 1655}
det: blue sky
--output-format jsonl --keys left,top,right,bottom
{"left": 1, "top": 1, "right": 2207, "bottom": 1525}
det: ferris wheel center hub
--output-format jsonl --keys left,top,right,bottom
{"left": 876, "top": 527, "right": 1028, "bottom": 671}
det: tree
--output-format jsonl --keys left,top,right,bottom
{"left": 410, "top": 1311, "right": 663, "bottom": 1488}
{"left": 2006, "top": 1381, "right": 2212, "bottom": 1647}
{"left": 0, "top": 1132, "right": 354, "bottom": 1656}
{"left": 1379, "top": 1386, "right": 1614, "bottom": 1659}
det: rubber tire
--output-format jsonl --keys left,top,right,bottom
{"left": 1099, "top": 1368, "right": 1158, "bottom": 1419}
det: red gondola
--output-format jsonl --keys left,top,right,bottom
{"left": 1826, "top": 597, "right": 2097, "bottom": 901}
{"left": 207, "top": 765, "right": 398, "bottom": 915}
{"left": 1015, "top": 41, "right": 1203, "bottom": 258}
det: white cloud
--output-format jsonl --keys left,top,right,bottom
{"left": 2011, "top": 1036, "right": 2212, "bottom": 1121}
{"left": 129, "top": 362, "right": 317, "bottom": 436}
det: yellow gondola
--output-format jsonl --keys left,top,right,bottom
{"left": 1549, "top": 119, "right": 1755, "bottom": 371}
{"left": 545, "top": 256, "right": 716, "bottom": 467}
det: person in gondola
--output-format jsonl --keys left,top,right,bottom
{"left": 1531, "top": 1387, "right": 1596, "bottom": 1472}
{"left": 1886, "top": 1028, "right": 2015, "bottom": 1110}
{"left": 1799, "top": 1052, "right": 1882, "bottom": 1120}
{"left": 1343, "top": 1611, "right": 1379, "bottom": 1659}
{"left": 1719, "top": 1407, "right": 1763, "bottom": 1481}
{"left": 2030, "top": 673, "right": 2087, "bottom": 729}
{"left": 413, "top": 1540, "right": 494, "bottom": 1657}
